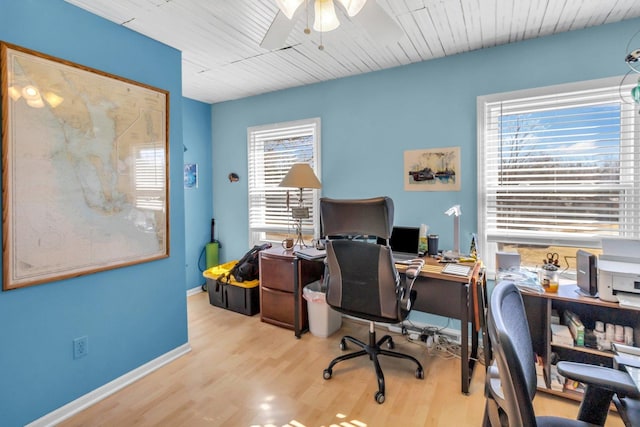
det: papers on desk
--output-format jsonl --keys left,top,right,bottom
{"left": 441, "top": 263, "right": 472, "bottom": 277}
{"left": 294, "top": 247, "right": 326, "bottom": 260}
{"left": 496, "top": 267, "right": 544, "bottom": 294}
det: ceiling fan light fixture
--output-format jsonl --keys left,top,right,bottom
{"left": 275, "top": 0, "right": 304, "bottom": 20}
{"left": 313, "top": 0, "right": 340, "bottom": 32}
{"left": 632, "top": 78, "right": 640, "bottom": 104}
{"left": 336, "top": 0, "right": 367, "bottom": 17}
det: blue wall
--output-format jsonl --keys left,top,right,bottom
{"left": 0, "top": 1, "right": 187, "bottom": 425}
{"left": 211, "top": 18, "right": 640, "bottom": 325}
{"left": 212, "top": 18, "right": 639, "bottom": 259}
{"left": 183, "top": 98, "right": 214, "bottom": 290}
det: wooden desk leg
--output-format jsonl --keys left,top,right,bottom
{"left": 461, "top": 284, "right": 470, "bottom": 394}
{"left": 470, "top": 289, "right": 479, "bottom": 379}
{"left": 293, "top": 258, "right": 301, "bottom": 339}
{"left": 471, "top": 315, "right": 479, "bottom": 360}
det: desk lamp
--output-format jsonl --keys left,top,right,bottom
{"left": 445, "top": 204, "right": 461, "bottom": 257}
{"left": 279, "top": 163, "right": 321, "bottom": 248}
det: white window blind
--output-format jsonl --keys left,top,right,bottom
{"left": 247, "top": 118, "right": 321, "bottom": 246}
{"left": 478, "top": 77, "right": 640, "bottom": 266}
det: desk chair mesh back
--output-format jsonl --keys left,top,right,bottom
{"left": 485, "top": 281, "right": 639, "bottom": 427}
{"left": 320, "top": 197, "right": 425, "bottom": 404}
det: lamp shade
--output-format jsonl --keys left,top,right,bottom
{"left": 279, "top": 163, "right": 322, "bottom": 189}
{"left": 336, "top": 0, "right": 367, "bottom": 16}
{"left": 275, "top": 0, "right": 304, "bottom": 19}
{"left": 313, "top": 0, "right": 340, "bottom": 32}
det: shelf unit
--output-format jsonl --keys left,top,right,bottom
{"left": 522, "top": 284, "right": 640, "bottom": 402}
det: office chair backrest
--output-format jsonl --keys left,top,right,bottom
{"left": 488, "top": 281, "right": 538, "bottom": 426}
{"left": 320, "top": 197, "right": 401, "bottom": 323}
{"left": 320, "top": 197, "right": 394, "bottom": 240}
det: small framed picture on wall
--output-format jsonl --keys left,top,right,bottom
{"left": 184, "top": 163, "right": 198, "bottom": 189}
{"left": 404, "top": 147, "right": 461, "bottom": 191}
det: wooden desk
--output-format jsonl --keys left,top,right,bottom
{"left": 260, "top": 248, "right": 487, "bottom": 392}
{"left": 397, "top": 258, "right": 486, "bottom": 395}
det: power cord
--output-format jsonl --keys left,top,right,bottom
{"left": 390, "top": 320, "right": 488, "bottom": 366}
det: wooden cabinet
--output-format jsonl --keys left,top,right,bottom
{"left": 259, "top": 247, "right": 324, "bottom": 335}
{"left": 522, "top": 284, "right": 640, "bottom": 402}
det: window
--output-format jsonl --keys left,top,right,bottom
{"left": 135, "top": 145, "right": 166, "bottom": 211}
{"left": 478, "top": 77, "right": 640, "bottom": 274}
{"left": 247, "top": 118, "right": 321, "bottom": 247}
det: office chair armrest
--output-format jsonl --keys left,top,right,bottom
{"left": 557, "top": 361, "right": 640, "bottom": 398}
{"left": 399, "top": 259, "right": 425, "bottom": 315}
{"left": 404, "top": 259, "right": 424, "bottom": 280}
{"left": 615, "top": 354, "right": 640, "bottom": 369}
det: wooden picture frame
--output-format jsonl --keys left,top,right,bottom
{"left": 1, "top": 42, "right": 170, "bottom": 290}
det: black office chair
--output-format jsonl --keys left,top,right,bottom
{"left": 484, "top": 281, "right": 639, "bottom": 426}
{"left": 319, "top": 196, "right": 425, "bottom": 404}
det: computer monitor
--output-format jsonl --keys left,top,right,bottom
{"left": 389, "top": 226, "right": 421, "bottom": 260}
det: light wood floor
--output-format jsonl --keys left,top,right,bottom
{"left": 60, "top": 292, "right": 624, "bottom": 426}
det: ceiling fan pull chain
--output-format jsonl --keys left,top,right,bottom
{"left": 318, "top": 0, "right": 325, "bottom": 50}
{"left": 304, "top": 0, "right": 311, "bottom": 34}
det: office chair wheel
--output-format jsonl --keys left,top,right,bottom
{"left": 339, "top": 339, "right": 347, "bottom": 351}
{"left": 323, "top": 369, "right": 332, "bottom": 380}
{"left": 415, "top": 367, "right": 424, "bottom": 379}
{"left": 375, "top": 391, "right": 385, "bottom": 404}
{"left": 387, "top": 339, "right": 395, "bottom": 349}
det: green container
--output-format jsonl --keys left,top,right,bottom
{"left": 205, "top": 242, "right": 219, "bottom": 268}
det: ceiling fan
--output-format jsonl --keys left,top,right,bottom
{"left": 260, "top": 0, "right": 403, "bottom": 50}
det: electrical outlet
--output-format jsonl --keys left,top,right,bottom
{"left": 73, "top": 336, "right": 88, "bottom": 359}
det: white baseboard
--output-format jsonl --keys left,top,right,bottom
{"left": 26, "top": 343, "right": 192, "bottom": 427}
{"left": 187, "top": 286, "right": 204, "bottom": 297}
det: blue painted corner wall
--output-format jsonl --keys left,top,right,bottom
{"left": 0, "top": 1, "right": 188, "bottom": 425}
{"left": 183, "top": 98, "right": 214, "bottom": 290}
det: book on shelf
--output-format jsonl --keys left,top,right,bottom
{"left": 549, "top": 364, "right": 565, "bottom": 392}
{"left": 535, "top": 354, "right": 546, "bottom": 388}
{"left": 564, "top": 380, "right": 585, "bottom": 394}
{"left": 562, "top": 310, "right": 584, "bottom": 346}
{"left": 551, "top": 324, "right": 574, "bottom": 347}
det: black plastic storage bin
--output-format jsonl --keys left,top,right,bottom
{"left": 203, "top": 262, "right": 260, "bottom": 316}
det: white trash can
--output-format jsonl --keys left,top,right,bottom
{"left": 303, "top": 280, "right": 342, "bottom": 337}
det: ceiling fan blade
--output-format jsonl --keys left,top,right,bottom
{"left": 353, "top": 0, "right": 403, "bottom": 46}
{"left": 260, "top": 9, "right": 299, "bottom": 50}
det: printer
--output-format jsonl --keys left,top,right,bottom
{"left": 598, "top": 238, "right": 640, "bottom": 307}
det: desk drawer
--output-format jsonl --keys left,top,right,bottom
{"left": 260, "top": 255, "right": 295, "bottom": 292}
{"left": 260, "top": 286, "right": 307, "bottom": 330}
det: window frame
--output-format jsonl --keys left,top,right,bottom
{"left": 477, "top": 76, "right": 640, "bottom": 275}
{"left": 247, "top": 117, "right": 321, "bottom": 247}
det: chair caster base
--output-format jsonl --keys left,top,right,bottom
{"left": 323, "top": 369, "right": 332, "bottom": 380}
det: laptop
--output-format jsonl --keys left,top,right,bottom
{"left": 389, "top": 226, "right": 421, "bottom": 264}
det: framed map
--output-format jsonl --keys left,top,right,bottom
{"left": 1, "top": 42, "right": 169, "bottom": 290}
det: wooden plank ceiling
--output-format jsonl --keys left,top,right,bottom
{"left": 64, "top": 0, "right": 640, "bottom": 104}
